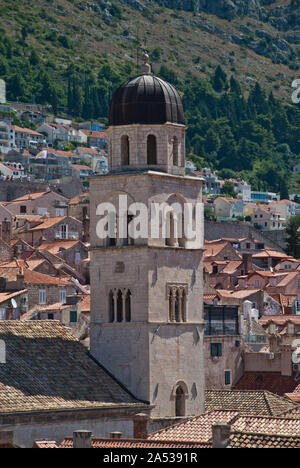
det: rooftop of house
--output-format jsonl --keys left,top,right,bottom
{"left": 76, "top": 147, "right": 99, "bottom": 154}
{"left": 205, "top": 389, "right": 297, "bottom": 416}
{"left": 34, "top": 438, "right": 210, "bottom": 449}
{"left": 0, "top": 321, "right": 146, "bottom": 414}
{"left": 252, "top": 249, "right": 290, "bottom": 259}
{"left": 80, "top": 130, "right": 108, "bottom": 139}
{"left": 271, "top": 199, "right": 300, "bottom": 206}
{"left": 216, "top": 289, "right": 261, "bottom": 299}
{"left": 69, "top": 192, "right": 89, "bottom": 205}
{"left": 149, "top": 410, "right": 239, "bottom": 443}
{"left": 235, "top": 372, "right": 300, "bottom": 398}
{"left": 11, "top": 125, "right": 43, "bottom": 137}
{"left": 37, "top": 239, "right": 86, "bottom": 253}
{"left": 26, "top": 216, "right": 68, "bottom": 231}
{"left": 259, "top": 315, "right": 300, "bottom": 326}
{"left": 0, "top": 289, "right": 27, "bottom": 304}
{"left": 72, "top": 164, "right": 93, "bottom": 172}
{"left": 0, "top": 262, "right": 71, "bottom": 285}
{"left": 204, "top": 241, "right": 242, "bottom": 259}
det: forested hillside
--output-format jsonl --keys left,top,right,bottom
{"left": 0, "top": 0, "right": 299, "bottom": 194}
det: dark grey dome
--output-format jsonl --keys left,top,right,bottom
{"left": 108, "top": 74, "right": 184, "bottom": 126}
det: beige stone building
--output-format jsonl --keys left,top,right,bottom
{"left": 90, "top": 57, "right": 206, "bottom": 421}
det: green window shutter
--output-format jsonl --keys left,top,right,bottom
{"left": 211, "top": 343, "right": 222, "bottom": 357}
{"left": 225, "top": 370, "right": 231, "bottom": 386}
{"left": 70, "top": 310, "right": 77, "bottom": 323}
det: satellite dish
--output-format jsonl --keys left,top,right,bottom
{"left": 11, "top": 298, "right": 17, "bottom": 309}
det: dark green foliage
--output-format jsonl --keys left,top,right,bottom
{"left": 285, "top": 216, "right": 300, "bottom": 258}
{"left": 221, "top": 181, "right": 236, "bottom": 198}
{"left": 0, "top": 19, "right": 299, "bottom": 196}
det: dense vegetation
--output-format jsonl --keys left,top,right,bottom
{"left": 0, "top": 0, "right": 299, "bottom": 196}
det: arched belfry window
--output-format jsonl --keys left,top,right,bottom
{"left": 175, "top": 386, "right": 185, "bottom": 417}
{"left": 168, "top": 285, "right": 187, "bottom": 322}
{"left": 173, "top": 136, "right": 179, "bottom": 166}
{"left": 121, "top": 135, "right": 130, "bottom": 165}
{"left": 147, "top": 135, "right": 157, "bottom": 165}
{"left": 108, "top": 288, "right": 132, "bottom": 322}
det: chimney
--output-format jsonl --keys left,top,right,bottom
{"left": 0, "top": 431, "right": 13, "bottom": 448}
{"left": 110, "top": 432, "right": 122, "bottom": 439}
{"left": 16, "top": 273, "right": 25, "bottom": 290}
{"left": 242, "top": 253, "right": 253, "bottom": 275}
{"left": 1, "top": 219, "right": 11, "bottom": 244}
{"left": 73, "top": 430, "right": 92, "bottom": 449}
{"left": 133, "top": 413, "right": 149, "bottom": 439}
{"left": 212, "top": 423, "right": 231, "bottom": 449}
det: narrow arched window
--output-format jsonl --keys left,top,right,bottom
{"left": 147, "top": 135, "right": 157, "bottom": 165}
{"left": 175, "top": 386, "right": 185, "bottom": 417}
{"left": 109, "top": 290, "right": 114, "bottom": 322}
{"left": 125, "top": 290, "right": 131, "bottom": 322}
{"left": 116, "top": 289, "right": 123, "bottom": 322}
{"left": 173, "top": 136, "right": 179, "bottom": 166}
{"left": 182, "top": 289, "right": 187, "bottom": 322}
{"left": 121, "top": 135, "right": 130, "bottom": 165}
{"left": 166, "top": 211, "right": 176, "bottom": 247}
{"left": 174, "top": 290, "right": 179, "bottom": 322}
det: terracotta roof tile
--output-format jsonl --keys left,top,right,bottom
{"left": 228, "top": 431, "right": 300, "bottom": 448}
{"left": 149, "top": 411, "right": 239, "bottom": 442}
{"left": 205, "top": 390, "right": 297, "bottom": 416}
{"left": 59, "top": 438, "right": 209, "bottom": 449}
{"left": 235, "top": 372, "right": 300, "bottom": 397}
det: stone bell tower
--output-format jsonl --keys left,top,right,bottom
{"left": 90, "top": 54, "right": 205, "bottom": 419}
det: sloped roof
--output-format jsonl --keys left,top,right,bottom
{"left": 0, "top": 321, "right": 145, "bottom": 414}
{"left": 60, "top": 438, "right": 208, "bottom": 449}
{"left": 232, "top": 415, "right": 300, "bottom": 436}
{"left": 228, "top": 431, "right": 300, "bottom": 449}
{"left": 205, "top": 390, "right": 297, "bottom": 416}
{"left": 252, "top": 249, "right": 289, "bottom": 259}
{"left": 149, "top": 410, "right": 239, "bottom": 443}
{"left": 27, "top": 216, "right": 68, "bottom": 231}
{"left": 234, "top": 372, "right": 300, "bottom": 397}
{"left": 37, "top": 240, "right": 85, "bottom": 254}
{"left": 0, "top": 289, "right": 27, "bottom": 304}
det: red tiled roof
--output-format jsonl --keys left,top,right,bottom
{"left": 23, "top": 269, "right": 71, "bottom": 285}
{"left": 9, "top": 192, "right": 48, "bottom": 202}
{"left": 80, "top": 130, "right": 108, "bottom": 139}
{"left": 235, "top": 372, "right": 300, "bottom": 397}
{"left": 37, "top": 240, "right": 84, "bottom": 253}
{"left": 11, "top": 125, "right": 43, "bottom": 137}
{"left": 149, "top": 411, "right": 239, "bottom": 443}
{"left": 27, "top": 216, "right": 68, "bottom": 231}
{"left": 232, "top": 415, "right": 300, "bottom": 436}
{"left": 59, "top": 438, "right": 209, "bottom": 449}
{"left": 0, "top": 289, "right": 27, "bottom": 304}
{"left": 72, "top": 164, "right": 93, "bottom": 172}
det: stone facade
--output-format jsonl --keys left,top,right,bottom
{"left": 90, "top": 171, "right": 205, "bottom": 419}
{"left": 108, "top": 124, "right": 186, "bottom": 176}
{"left": 205, "top": 336, "right": 244, "bottom": 389}
{"left": 4, "top": 191, "right": 68, "bottom": 217}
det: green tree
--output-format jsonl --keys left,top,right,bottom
{"left": 211, "top": 65, "right": 228, "bottom": 93}
{"left": 221, "top": 181, "right": 236, "bottom": 198}
{"left": 285, "top": 216, "right": 300, "bottom": 258}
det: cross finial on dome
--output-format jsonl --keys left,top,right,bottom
{"left": 141, "top": 51, "right": 151, "bottom": 75}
